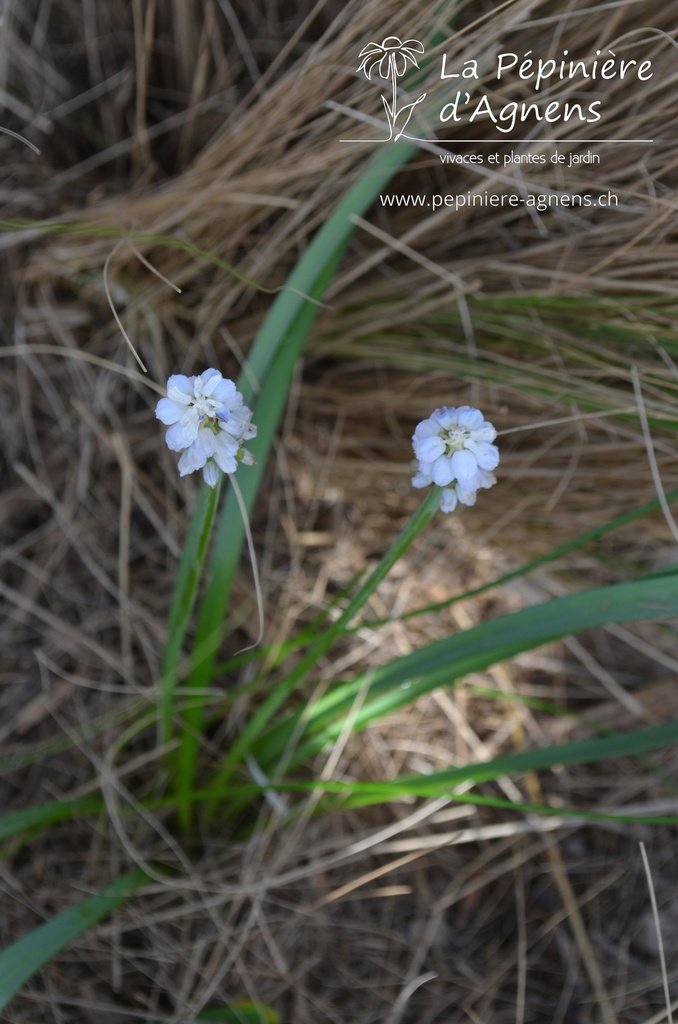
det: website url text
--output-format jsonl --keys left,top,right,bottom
{"left": 380, "top": 191, "right": 618, "bottom": 212}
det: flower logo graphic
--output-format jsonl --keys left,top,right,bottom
{"left": 357, "top": 36, "right": 424, "bottom": 79}
{"left": 357, "top": 36, "right": 426, "bottom": 141}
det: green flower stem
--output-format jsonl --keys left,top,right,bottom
{"left": 205, "top": 485, "right": 442, "bottom": 821}
{"left": 160, "top": 477, "right": 222, "bottom": 751}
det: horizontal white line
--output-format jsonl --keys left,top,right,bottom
{"left": 341, "top": 138, "right": 655, "bottom": 144}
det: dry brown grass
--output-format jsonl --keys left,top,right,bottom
{"left": 2, "top": 0, "right": 678, "bottom": 1021}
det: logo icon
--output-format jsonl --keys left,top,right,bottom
{"left": 356, "top": 36, "right": 426, "bottom": 141}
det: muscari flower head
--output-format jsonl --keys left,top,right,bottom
{"left": 155, "top": 368, "right": 256, "bottom": 487}
{"left": 357, "top": 36, "right": 424, "bottom": 80}
{"left": 411, "top": 405, "right": 498, "bottom": 513}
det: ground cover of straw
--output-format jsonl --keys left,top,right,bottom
{"left": 2, "top": 0, "right": 678, "bottom": 1021}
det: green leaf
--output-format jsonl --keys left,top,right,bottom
{"left": 0, "top": 795, "right": 104, "bottom": 843}
{"left": 0, "top": 869, "right": 147, "bottom": 1012}
{"left": 336, "top": 718, "right": 678, "bottom": 807}
{"left": 193, "top": 1004, "right": 279, "bottom": 1023}
{"left": 253, "top": 573, "right": 678, "bottom": 769}
{"left": 160, "top": 720, "right": 678, "bottom": 818}
{"left": 150, "top": 1003, "right": 280, "bottom": 1023}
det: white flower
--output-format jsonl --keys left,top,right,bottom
{"left": 412, "top": 405, "right": 498, "bottom": 513}
{"left": 156, "top": 368, "right": 257, "bottom": 486}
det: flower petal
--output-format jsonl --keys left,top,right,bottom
{"left": 155, "top": 397, "right": 183, "bottom": 425}
{"left": 456, "top": 483, "right": 478, "bottom": 506}
{"left": 167, "top": 375, "right": 195, "bottom": 405}
{"left": 439, "top": 488, "right": 458, "bottom": 513}
{"left": 401, "top": 39, "right": 425, "bottom": 54}
{"left": 219, "top": 416, "right": 245, "bottom": 437}
{"left": 166, "top": 420, "right": 194, "bottom": 451}
{"left": 377, "top": 54, "right": 391, "bottom": 78}
{"left": 413, "top": 418, "right": 440, "bottom": 442}
{"left": 392, "top": 52, "right": 409, "bottom": 76}
{"left": 211, "top": 432, "right": 238, "bottom": 474}
{"left": 476, "top": 423, "right": 497, "bottom": 442}
{"left": 212, "top": 378, "right": 238, "bottom": 407}
{"left": 413, "top": 434, "right": 445, "bottom": 463}
{"left": 432, "top": 406, "right": 457, "bottom": 430}
{"left": 358, "top": 40, "right": 385, "bottom": 58}
{"left": 177, "top": 429, "right": 214, "bottom": 475}
{"left": 411, "top": 469, "right": 432, "bottom": 488}
{"left": 203, "top": 461, "right": 220, "bottom": 487}
{"left": 450, "top": 448, "right": 478, "bottom": 482}
{"left": 474, "top": 444, "right": 499, "bottom": 471}
{"left": 199, "top": 368, "right": 222, "bottom": 396}
{"left": 456, "top": 406, "right": 484, "bottom": 431}
{"left": 431, "top": 455, "right": 455, "bottom": 487}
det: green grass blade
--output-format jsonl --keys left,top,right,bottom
{"left": 389, "top": 788, "right": 678, "bottom": 827}
{"left": 150, "top": 1002, "right": 279, "bottom": 1023}
{"left": 0, "top": 796, "right": 104, "bottom": 843}
{"left": 334, "top": 719, "right": 678, "bottom": 807}
{"left": 145, "top": 721, "right": 678, "bottom": 817}
{"left": 253, "top": 573, "right": 678, "bottom": 768}
{"left": 0, "top": 868, "right": 147, "bottom": 1012}
{"left": 187, "top": 1004, "right": 279, "bottom": 1023}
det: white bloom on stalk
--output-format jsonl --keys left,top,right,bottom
{"left": 155, "top": 368, "right": 256, "bottom": 486}
{"left": 412, "top": 405, "right": 498, "bottom": 513}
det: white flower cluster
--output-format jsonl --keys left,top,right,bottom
{"left": 156, "top": 369, "right": 256, "bottom": 487}
{"left": 412, "top": 405, "right": 498, "bottom": 513}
